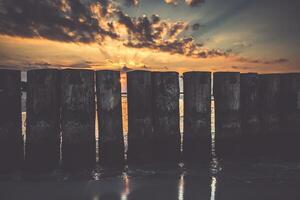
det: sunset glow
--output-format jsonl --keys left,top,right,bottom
{"left": 0, "top": 0, "right": 299, "bottom": 73}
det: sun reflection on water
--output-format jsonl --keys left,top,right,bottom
{"left": 121, "top": 172, "right": 130, "bottom": 200}
{"left": 210, "top": 176, "right": 217, "bottom": 200}
{"left": 178, "top": 172, "right": 185, "bottom": 200}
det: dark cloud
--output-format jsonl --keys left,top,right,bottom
{"left": 116, "top": 10, "right": 230, "bottom": 58}
{"left": 125, "top": 37, "right": 229, "bottom": 59}
{"left": 99, "top": 0, "right": 109, "bottom": 16}
{"left": 231, "top": 66, "right": 253, "bottom": 70}
{"left": 117, "top": 11, "right": 230, "bottom": 58}
{"left": 237, "top": 57, "right": 290, "bottom": 65}
{"left": 117, "top": 12, "right": 162, "bottom": 43}
{"left": 191, "top": 23, "right": 201, "bottom": 31}
{"left": 117, "top": 11, "right": 135, "bottom": 32}
{"left": 151, "top": 14, "right": 161, "bottom": 24}
{"left": 0, "top": 0, "right": 229, "bottom": 60}
{"left": 23, "top": 60, "right": 103, "bottom": 69}
{"left": 0, "top": 0, "right": 118, "bottom": 43}
{"left": 169, "top": 22, "right": 185, "bottom": 37}
{"left": 264, "top": 58, "right": 290, "bottom": 65}
{"left": 185, "top": 0, "right": 205, "bottom": 7}
{"left": 125, "top": 0, "right": 139, "bottom": 7}
{"left": 164, "top": 0, "right": 205, "bottom": 7}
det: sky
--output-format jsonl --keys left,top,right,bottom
{"left": 0, "top": 0, "right": 300, "bottom": 73}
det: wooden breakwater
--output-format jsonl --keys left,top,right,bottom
{"left": 0, "top": 70, "right": 23, "bottom": 173}
{"left": 0, "top": 69, "right": 300, "bottom": 172}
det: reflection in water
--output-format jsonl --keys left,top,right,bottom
{"left": 210, "top": 97, "right": 218, "bottom": 200}
{"left": 121, "top": 172, "right": 130, "bottom": 200}
{"left": 178, "top": 172, "right": 185, "bottom": 200}
{"left": 210, "top": 176, "right": 217, "bottom": 200}
{"left": 92, "top": 195, "right": 100, "bottom": 200}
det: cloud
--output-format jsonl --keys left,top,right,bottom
{"left": 22, "top": 60, "right": 104, "bottom": 69}
{"left": 0, "top": 0, "right": 229, "bottom": 61}
{"left": 0, "top": 0, "right": 118, "bottom": 43}
{"left": 125, "top": 0, "right": 139, "bottom": 7}
{"left": 164, "top": 0, "right": 178, "bottom": 5}
{"left": 185, "top": 0, "right": 205, "bottom": 7}
{"left": 117, "top": 11, "right": 229, "bottom": 59}
{"left": 164, "top": 0, "right": 205, "bottom": 7}
{"left": 191, "top": 23, "right": 201, "bottom": 31}
{"left": 236, "top": 57, "right": 290, "bottom": 65}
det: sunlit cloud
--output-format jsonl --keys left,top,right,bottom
{"left": 0, "top": 0, "right": 298, "bottom": 73}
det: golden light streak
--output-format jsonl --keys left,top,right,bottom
{"left": 0, "top": 35, "right": 295, "bottom": 73}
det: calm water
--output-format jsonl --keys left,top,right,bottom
{"left": 2, "top": 97, "right": 300, "bottom": 200}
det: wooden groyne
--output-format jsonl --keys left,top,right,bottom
{"left": 183, "top": 72, "right": 211, "bottom": 164}
{"left": 127, "top": 71, "right": 154, "bottom": 165}
{"left": 152, "top": 72, "right": 180, "bottom": 164}
{"left": 25, "top": 69, "right": 60, "bottom": 171}
{"left": 259, "top": 74, "right": 281, "bottom": 159}
{"left": 60, "top": 69, "right": 96, "bottom": 171}
{"left": 96, "top": 70, "right": 125, "bottom": 167}
{"left": 0, "top": 68, "right": 300, "bottom": 172}
{"left": 214, "top": 72, "right": 241, "bottom": 160}
{"left": 281, "top": 73, "right": 300, "bottom": 160}
{"left": 240, "top": 73, "right": 260, "bottom": 159}
{"left": 0, "top": 69, "right": 23, "bottom": 172}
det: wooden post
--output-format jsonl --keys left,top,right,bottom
{"left": 127, "top": 71, "right": 154, "bottom": 165}
{"left": 183, "top": 72, "right": 211, "bottom": 164}
{"left": 259, "top": 74, "right": 281, "bottom": 159}
{"left": 213, "top": 72, "right": 241, "bottom": 160}
{"left": 96, "top": 70, "right": 125, "bottom": 167}
{"left": 280, "top": 73, "right": 300, "bottom": 160}
{"left": 152, "top": 72, "right": 180, "bottom": 163}
{"left": 25, "top": 69, "right": 61, "bottom": 171}
{"left": 240, "top": 73, "right": 260, "bottom": 159}
{"left": 0, "top": 69, "right": 23, "bottom": 172}
{"left": 61, "top": 69, "right": 95, "bottom": 171}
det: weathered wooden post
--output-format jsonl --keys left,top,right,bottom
{"left": 259, "top": 74, "right": 281, "bottom": 159}
{"left": 213, "top": 72, "right": 241, "bottom": 160}
{"left": 61, "top": 69, "right": 96, "bottom": 171}
{"left": 0, "top": 69, "right": 23, "bottom": 172}
{"left": 280, "top": 73, "right": 300, "bottom": 160}
{"left": 127, "top": 71, "right": 154, "bottom": 165}
{"left": 152, "top": 72, "right": 180, "bottom": 163}
{"left": 25, "top": 69, "right": 61, "bottom": 171}
{"left": 183, "top": 72, "right": 211, "bottom": 164}
{"left": 96, "top": 70, "right": 125, "bottom": 167}
{"left": 240, "top": 73, "right": 260, "bottom": 159}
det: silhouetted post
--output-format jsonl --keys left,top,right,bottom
{"left": 240, "top": 73, "right": 260, "bottom": 159}
{"left": 213, "top": 72, "right": 241, "bottom": 160}
{"left": 61, "top": 69, "right": 95, "bottom": 171}
{"left": 96, "top": 70, "right": 125, "bottom": 168}
{"left": 152, "top": 72, "right": 180, "bottom": 164}
{"left": 183, "top": 72, "right": 211, "bottom": 164}
{"left": 280, "top": 73, "right": 300, "bottom": 160}
{"left": 25, "top": 69, "right": 61, "bottom": 171}
{"left": 0, "top": 69, "right": 23, "bottom": 172}
{"left": 258, "top": 74, "right": 281, "bottom": 159}
{"left": 127, "top": 71, "right": 154, "bottom": 165}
